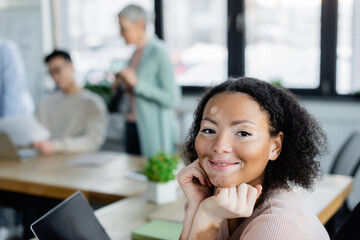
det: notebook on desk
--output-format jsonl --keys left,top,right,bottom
{"left": 0, "top": 132, "right": 39, "bottom": 162}
{"left": 131, "top": 219, "right": 182, "bottom": 240}
{"left": 31, "top": 191, "right": 110, "bottom": 240}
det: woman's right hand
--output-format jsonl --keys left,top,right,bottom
{"left": 177, "top": 159, "right": 213, "bottom": 208}
{"left": 177, "top": 160, "right": 213, "bottom": 240}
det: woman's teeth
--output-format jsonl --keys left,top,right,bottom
{"left": 214, "top": 162, "right": 236, "bottom": 166}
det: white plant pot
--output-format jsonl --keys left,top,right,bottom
{"left": 146, "top": 180, "right": 177, "bottom": 205}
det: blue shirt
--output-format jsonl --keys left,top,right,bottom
{"left": 0, "top": 38, "right": 34, "bottom": 117}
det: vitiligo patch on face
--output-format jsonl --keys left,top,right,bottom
{"left": 210, "top": 106, "right": 218, "bottom": 114}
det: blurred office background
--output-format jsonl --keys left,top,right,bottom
{"left": 0, "top": 0, "right": 360, "bottom": 172}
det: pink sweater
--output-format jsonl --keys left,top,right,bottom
{"left": 216, "top": 189, "right": 330, "bottom": 240}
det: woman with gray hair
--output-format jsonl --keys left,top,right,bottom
{"left": 113, "top": 4, "right": 181, "bottom": 158}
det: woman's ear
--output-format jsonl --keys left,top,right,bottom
{"left": 269, "top": 132, "right": 284, "bottom": 161}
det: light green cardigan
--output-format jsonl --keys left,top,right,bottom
{"left": 133, "top": 37, "right": 181, "bottom": 158}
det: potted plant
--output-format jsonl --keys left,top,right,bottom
{"left": 270, "top": 78, "right": 284, "bottom": 88}
{"left": 142, "top": 151, "right": 180, "bottom": 205}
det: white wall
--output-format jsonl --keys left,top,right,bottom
{"left": 302, "top": 99, "right": 360, "bottom": 172}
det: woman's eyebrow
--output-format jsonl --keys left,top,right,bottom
{"left": 231, "top": 120, "right": 257, "bottom": 126}
{"left": 202, "top": 117, "right": 257, "bottom": 127}
{"left": 202, "top": 117, "right": 217, "bottom": 125}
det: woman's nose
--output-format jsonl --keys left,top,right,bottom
{"left": 212, "top": 133, "right": 233, "bottom": 154}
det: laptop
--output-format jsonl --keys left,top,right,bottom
{"left": 0, "top": 115, "right": 49, "bottom": 161}
{"left": 30, "top": 191, "right": 111, "bottom": 240}
{"left": 0, "top": 132, "right": 39, "bottom": 162}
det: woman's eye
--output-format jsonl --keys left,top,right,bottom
{"left": 237, "top": 131, "right": 251, "bottom": 137}
{"left": 201, "top": 128, "right": 216, "bottom": 134}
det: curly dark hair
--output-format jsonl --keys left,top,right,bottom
{"left": 184, "top": 77, "right": 328, "bottom": 201}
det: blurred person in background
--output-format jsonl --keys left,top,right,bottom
{"left": 0, "top": 37, "right": 35, "bottom": 240}
{"left": 0, "top": 37, "right": 34, "bottom": 117}
{"left": 33, "top": 50, "right": 107, "bottom": 155}
{"left": 113, "top": 4, "right": 181, "bottom": 158}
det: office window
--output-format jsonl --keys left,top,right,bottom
{"left": 61, "top": 0, "right": 358, "bottom": 96}
{"left": 67, "top": 0, "right": 154, "bottom": 85}
{"left": 336, "top": 0, "right": 356, "bottom": 94}
{"left": 162, "top": 0, "right": 227, "bottom": 86}
{"left": 244, "top": 0, "right": 321, "bottom": 89}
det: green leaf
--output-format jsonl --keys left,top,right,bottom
{"left": 142, "top": 151, "right": 180, "bottom": 183}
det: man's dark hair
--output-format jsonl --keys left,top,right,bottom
{"left": 184, "top": 77, "right": 328, "bottom": 204}
{"left": 44, "top": 50, "right": 72, "bottom": 63}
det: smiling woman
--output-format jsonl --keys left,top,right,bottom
{"left": 195, "top": 93, "right": 283, "bottom": 189}
{"left": 177, "top": 77, "right": 330, "bottom": 240}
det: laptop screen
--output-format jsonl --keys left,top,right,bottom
{"left": 30, "top": 191, "right": 110, "bottom": 240}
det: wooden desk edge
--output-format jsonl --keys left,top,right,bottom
{"left": 0, "top": 177, "right": 144, "bottom": 205}
{"left": 317, "top": 180, "right": 354, "bottom": 224}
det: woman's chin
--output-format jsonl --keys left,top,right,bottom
{"left": 210, "top": 179, "right": 238, "bottom": 188}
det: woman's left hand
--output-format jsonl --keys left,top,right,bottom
{"left": 186, "top": 183, "right": 262, "bottom": 239}
{"left": 199, "top": 183, "right": 262, "bottom": 223}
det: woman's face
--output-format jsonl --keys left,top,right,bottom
{"left": 195, "top": 92, "right": 283, "bottom": 188}
{"left": 118, "top": 17, "right": 144, "bottom": 45}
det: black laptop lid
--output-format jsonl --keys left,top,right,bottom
{"left": 30, "top": 191, "right": 110, "bottom": 240}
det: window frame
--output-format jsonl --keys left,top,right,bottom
{"left": 155, "top": 0, "right": 354, "bottom": 97}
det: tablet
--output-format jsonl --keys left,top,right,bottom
{"left": 30, "top": 191, "right": 110, "bottom": 240}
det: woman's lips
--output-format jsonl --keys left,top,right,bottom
{"left": 209, "top": 160, "right": 243, "bottom": 170}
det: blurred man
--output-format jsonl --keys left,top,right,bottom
{"left": 34, "top": 50, "right": 107, "bottom": 155}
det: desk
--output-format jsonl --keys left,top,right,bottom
{"left": 95, "top": 174, "right": 353, "bottom": 240}
{"left": 0, "top": 152, "right": 147, "bottom": 205}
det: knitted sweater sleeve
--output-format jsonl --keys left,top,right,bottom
{"left": 239, "top": 214, "right": 329, "bottom": 240}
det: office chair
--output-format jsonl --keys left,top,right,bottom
{"left": 332, "top": 201, "right": 360, "bottom": 240}
{"left": 326, "top": 132, "right": 360, "bottom": 237}
{"left": 329, "top": 131, "right": 360, "bottom": 211}
{"left": 330, "top": 131, "right": 360, "bottom": 177}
